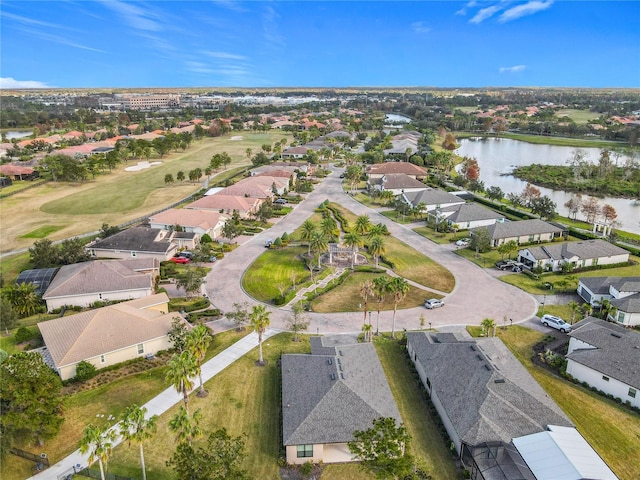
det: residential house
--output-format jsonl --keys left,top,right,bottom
{"left": 399, "top": 188, "right": 465, "bottom": 213}
{"left": 42, "top": 259, "right": 157, "bottom": 312}
{"left": 254, "top": 169, "right": 297, "bottom": 187}
{"left": 218, "top": 177, "right": 275, "bottom": 199}
{"left": 369, "top": 173, "right": 427, "bottom": 196}
{"left": 566, "top": 317, "right": 640, "bottom": 408}
{"left": 366, "top": 162, "right": 427, "bottom": 180}
{"left": 434, "top": 202, "right": 505, "bottom": 230}
{"left": 282, "top": 336, "right": 401, "bottom": 465}
{"left": 0, "top": 164, "right": 40, "bottom": 180}
{"left": 86, "top": 225, "right": 178, "bottom": 261}
{"left": 242, "top": 175, "right": 289, "bottom": 195}
{"left": 473, "top": 219, "right": 566, "bottom": 248}
{"left": 407, "top": 331, "right": 617, "bottom": 480}
{"left": 38, "top": 293, "right": 184, "bottom": 380}
{"left": 148, "top": 208, "right": 229, "bottom": 239}
{"left": 577, "top": 277, "right": 640, "bottom": 326}
{"left": 187, "top": 194, "right": 261, "bottom": 219}
{"left": 518, "top": 239, "right": 630, "bottom": 272}
{"left": 282, "top": 146, "right": 312, "bottom": 159}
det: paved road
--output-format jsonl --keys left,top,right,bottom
{"left": 205, "top": 170, "right": 538, "bottom": 334}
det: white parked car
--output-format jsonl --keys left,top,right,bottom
{"left": 424, "top": 299, "right": 445, "bottom": 309}
{"left": 455, "top": 238, "right": 471, "bottom": 247}
{"left": 541, "top": 314, "right": 571, "bottom": 333}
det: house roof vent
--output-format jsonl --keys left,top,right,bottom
{"left": 328, "top": 358, "right": 333, "bottom": 365}
{"left": 611, "top": 333, "right": 622, "bottom": 338}
{"left": 330, "top": 373, "right": 336, "bottom": 381}
{"left": 494, "top": 378, "right": 505, "bottom": 384}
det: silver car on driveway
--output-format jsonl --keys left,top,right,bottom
{"left": 424, "top": 299, "right": 445, "bottom": 309}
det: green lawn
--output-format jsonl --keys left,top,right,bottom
{"left": 487, "top": 326, "right": 640, "bottom": 480}
{"left": 0, "top": 329, "right": 248, "bottom": 480}
{"left": 0, "top": 251, "right": 31, "bottom": 284}
{"left": 20, "top": 225, "right": 65, "bottom": 239}
{"left": 455, "top": 131, "right": 625, "bottom": 149}
{"left": 555, "top": 109, "right": 601, "bottom": 124}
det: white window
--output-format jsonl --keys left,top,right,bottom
{"left": 629, "top": 388, "right": 637, "bottom": 398}
{"left": 602, "top": 375, "right": 610, "bottom": 382}
{"left": 137, "top": 343, "right": 144, "bottom": 355}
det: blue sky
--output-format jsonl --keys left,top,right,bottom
{"left": 1, "top": 1, "right": 639, "bottom": 89}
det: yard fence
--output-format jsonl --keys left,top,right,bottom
{"left": 56, "top": 465, "right": 136, "bottom": 480}
{"left": 0, "top": 179, "right": 50, "bottom": 199}
{"left": 9, "top": 447, "right": 50, "bottom": 475}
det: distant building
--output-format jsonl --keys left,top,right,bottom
{"left": 117, "top": 94, "right": 180, "bottom": 110}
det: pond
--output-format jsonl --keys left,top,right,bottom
{"left": 4, "top": 130, "right": 33, "bottom": 140}
{"left": 455, "top": 137, "right": 640, "bottom": 234}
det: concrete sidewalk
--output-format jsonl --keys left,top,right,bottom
{"left": 29, "top": 328, "right": 281, "bottom": 480}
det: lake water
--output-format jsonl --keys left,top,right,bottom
{"left": 4, "top": 130, "right": 33, "bottom": 140}
{"left": 455, "top": 137, "right": 640, "bottom": 234}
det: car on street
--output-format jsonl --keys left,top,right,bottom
{"left": 339, "top": 173, "right": 345, "bottom": 178}
{"left": 274, "top": 198, "right": 287, "bottom": 205}
{"left": 170, "top": 256, "right": 191, "bottom": 264}
{"left": 424, "top": 299, "right": 445, "bottom": 309}
{"left": 540, "top": 314, "right": 571, "bottom": 333}
{"left": 177, "top": 251, "right": 193, "bottom": 259}
{"left": 455, "top": 238, "right": 471, "bottom": 247}
{"left": 265, "top": 239, "right": 273, "bottom": 248}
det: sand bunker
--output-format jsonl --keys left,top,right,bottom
{"left": 230, "top": 135, "right": 244, "bottom": 141}
{"left": 125, "top": 161, "right": 162, "bottom": 172}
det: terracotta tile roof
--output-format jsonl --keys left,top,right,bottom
{"left": 219, "top": 178, "right": 274, "bottom": 198}
{"left": 368, "top": 162, "right": 427, "bottom": 176}
{"left": 255, "top": 169, "right": 294, "bottom": 179}
{"left": 0, "top": 164, "right": 35, "bottom": 175}
{"left": 38, "top": 293, "right": 177, "bottom": 367}
{"left": 187, "top": 194, "right": 260, "bottom": 212}
{"left": 149, "top": 208, "right": 227, "bottom": 230}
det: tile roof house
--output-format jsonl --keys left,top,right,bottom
{"left": 282, "top": 336, "right": 401, "bottom": 465}
{"left": 566, "top": 317, "right": 640, "bottom": 408}
{"left": 86, "top": 225, "right": 178, "bottom": 261}
{"left": 399, "top": 188, "right": 465, "bottom": 213}
{"left": 148, "top": 208, "right": 229, "bottom": 239}
{"left": 407, "top": 331, "right": 617, "bottom": 480}
{"left": 577, "top": 277, "right": 640, "bottom": 327}
{"left": 241, "top": 175, "right": 289, "bottom": 195}
{"left": 367, "top": 162, "right": 427, "bottom": 180}
{"left": 42, "top": 259, "right": 157, "bottom": 312}
{"left": 434, "top": 202, "right": 505, "bottom": 230}
{"left": 187, "top": 194, "right": 262, "bottom": 219}
{"left": 282, "top": 146, "right": 311, "bottom": 159}
{"left": 0, "top": 164, "right": 39, "bottom": 180}
{"left": 369, "top": 173, "right": 427, "bottom": 196}
{"left": 218, "top": 177, "right": 275, "bottom": 199}
{"left": 38, "top": 293, "right": 183, "bottom": 380}
{"left": 518, "top": 239, "right": 629, "bottom": 273}
{"left": 473, "top": 219, "right": 566, "bottom": 247}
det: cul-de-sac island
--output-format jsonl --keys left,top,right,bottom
{"left": 1, "top": 88, "right": 639, "bottom": 480}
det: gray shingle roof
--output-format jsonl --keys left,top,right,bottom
{"left": 89, "top": 226, "right": 174, "bottom": 254}
{"left": 376, "top": 174, "right": 426, "bottom": 190}
{"left": 440, "top": 203, "right": 505, "bottom": 223}
{"left": 481, "top": 219, "right": 564, "bottom": 240}
{"left": 403, "top": 188, "right": 464, "bottom": 207}
{"left": 43, "top": 260, "right": 153, "bottom": 299}
{"left": 407, "top": 332, "right": 572, "bottom": 447}
{"left": 282, "top": 342, "right": 401, "bottom": 446}
{"left": 579, "top": 277, "right": 617, "bottom": 296}
{"left": 525, "top": 239, "right": 628, "bottom": 262}
{"left": 567, "top": 317, "right": 640, "bottom": 388}
{"left": 611, "top": 293, "right": 640, "bottom": 314}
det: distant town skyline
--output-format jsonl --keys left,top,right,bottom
{"left": 1, "top": 1, "right": 639, "bottom": 89}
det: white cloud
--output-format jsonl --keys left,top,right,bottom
{"left": 470, "top": 5, "right": 503, "bottom": 24}
{"left": 20, "top": 28, "right": 105, "bottom": 53}
{"left": 262, "top": 5, "right": 285, "bottom": 49}
{"left": 99, "top": 0, "right": 163, "bottom": 32}
{"left": 0, "top": 77, "right": 51, "bottom": 89}
{"left": 499, "top": 65, "right": 527, "bottom": 73}
{"left": 499, "top": 0, "right": 554, "bottom": 23}
{"left": 456, "top": 0, "right": 478, "bottom": 16}
{"left": 1, "top": 11, "right": 66, "bottom": 30}
{"left": 203, "top": 51, "right": 248, "bottom": 60}
{"left": 411, "top": 21, "right": 431, "bottom": 34}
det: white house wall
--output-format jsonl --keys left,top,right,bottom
{"left": 612, "top": 309, "right": 640, "bottom": 327}
{"left": 89, "top": 248, "right": 175, "bottom": 262}
{"left": 577, "top": 283, "right": 611, "bottom": 306}
{"left": 45, "top": 287, "right": 152, "bottom": 312}
{"left": 566, "top": 360, "right": 639, "bottom": 408}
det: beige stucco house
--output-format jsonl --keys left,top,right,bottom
{"left": 281, "top": 337, "right": 401, "bottom": 465}
{"left": 148, "top": 208, "right": 229, "bottom": 239}
{"left": 42, "top": 259, "right": 157, "bottom": 312}
{"left": 38, "top": 293, "right": 185, "bottom": 380}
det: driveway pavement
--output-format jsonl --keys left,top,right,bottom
{"left": 205, "top": 170, "right": 538, "bottom": 334}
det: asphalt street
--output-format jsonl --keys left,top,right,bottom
{"left": 205, "top": 169, "right": 540, "bottom": 335}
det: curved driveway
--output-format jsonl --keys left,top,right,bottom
{"left": 205, "top": 171, "right": 537, "bottom": 335}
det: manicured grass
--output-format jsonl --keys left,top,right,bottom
{"left": 375, "top": 337, "right": 459, "bottom": 479}
{"left": 0, "top": 329, "right": 248, "bottom": 480}
{"left": 413, "top": 226, "right": 460, "bottom": 245}
{"left": 487, "top": 326, "right": 640, "bottom": 480}
{"left": 109, "top": 332, "right": 310, "bottom": 480}
{"left": 1, "top": 132, "right": 290, "bottom": 253}
{"left": 380, "top": 210, "right": 423, "bottom": 225}
{"left": 499, "top": 255, "right": 640, "bottom": 295}
{"left": 242, "top": 246, "right": 315, "bottom": 303}
{"left": 310, "top": 272, "right": 436, "bottom": 313}
{"left": 0, "top": 251, "right": 31, "bottom": 284}
{"left": 20, "top": 225, "right": 65, "bottom": 238}
{"left": 455, "top": 131, "right": 625, "bottom": 148}
{"left": 555, "top": 109, "right": 601, "bottom": 124}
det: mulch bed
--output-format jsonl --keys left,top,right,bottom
{"left": 279, "top": 463, "right": 324, "bottom": 480}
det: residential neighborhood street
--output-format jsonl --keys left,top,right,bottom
{"left": 205, "top": 170, "right": 539, "bottom": 334}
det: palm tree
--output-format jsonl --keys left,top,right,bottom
{"left": 599, "top": 299, "right": 617, "bottom": 321}
{"left": 354, "top": 215, "right": 372, "bottom": 236}
{"left": 185, "top": 325, "right": 213, "bottom": 396}
{"left": 481, "top": 318, "right": 496, "bottom": 337}
{"left": 368, "top": 235, "right": 386, "bottom": 269}
{"left": 79, "top": 423, "right": 118, "bottom": 480}
{"left": 309, "top": 230, "right": 328, "bottom": 268}
{"left": 300, "top": 220, "right": 317, "bottom": 256}
{"left": 362, "top": 323, "right": 373, "bottom": 343}
{"left": 368, "top": 223, "right": 389, "bottom": 237}
{"left": 165, "top": 351, "right": 197, "bottom": 413}
{"left": 2, "top": 282, "right": 41, "bottom": 317}
{"left": 321, "top": 216, "right": 338, "bottom": 241}
{"left": 373, "top": 276, "right": 389, "bottom": 335}
{"left": 388, "top": 277, "right": 409, "bottom": 338}
{"left": 581, "top": 303, "right": 593, "bottom": 318}
{"left": 360, "top": 280, "right": 374, "bottom": 326}
{"left": 568, "top": 300, "right": 580, "bottom": 324}
{"left": 250, "top": 305, "right": 271, "bottom": 365}
{"left": 120, "top": 405, "right": 157, "bottom": 480}
{"left": 380, "top": 189, "right": 395, "bottom": 206}
{"left": 343, "top": 231, "right": 363, "bottom": 269}
{"left": 169, "top": 406, "right": 202, "bottom": 445}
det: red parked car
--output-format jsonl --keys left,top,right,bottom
{"left": 170, "top": 256, "right": 191, "bottom": 264}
